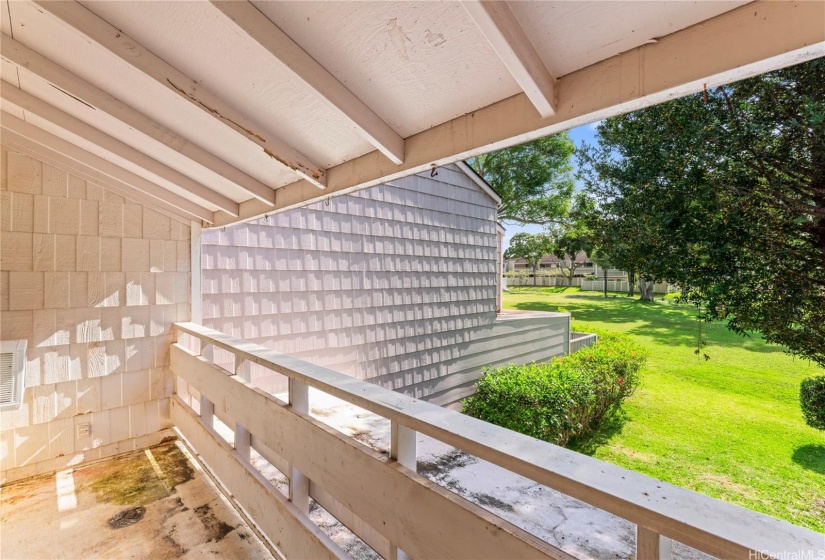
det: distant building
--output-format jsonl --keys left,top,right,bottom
{"left": 504, "top": 251, "right": 596, "bottom": 277}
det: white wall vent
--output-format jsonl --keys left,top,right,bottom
{"left": 0, "top": 339, "right": 27, "bottom": 410}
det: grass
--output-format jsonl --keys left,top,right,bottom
{"left": 503, "top": 286, "right": 825, "bottom": 533}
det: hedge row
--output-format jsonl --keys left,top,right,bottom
{"left": 463, "top": 329, "right": 648, "bottom": 447}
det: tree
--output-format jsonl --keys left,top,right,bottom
{"left": 589, "top": 246, "right": 614, "bottom": 298}
{"left": 552, "top": 228, "right": 592, "bottom": 287}
{"left": 470, "top": 134, "right": 576, "bottom": 226}
{"left": 574, "top": 194, "right": 638, "bottom": 297}
{"left": 580, "top": 58, "right": 825, "bottom": 365}
{"left": 504, "top": 233, "right": 555, "bottom": 285}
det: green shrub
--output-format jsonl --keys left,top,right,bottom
{"left": 800, "top": 376, "right": 825, "bottom": 430}
{"left": 463, "top": 329, "right": 648, "bottom": 447}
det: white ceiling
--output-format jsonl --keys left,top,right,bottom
{"left": 0, "top": 0, "right": 821, "bottom": 226}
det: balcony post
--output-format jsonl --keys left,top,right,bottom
{"left": 288, "top": 379, "right": 310, "bottom": 515}
{"left": 390, "top": 421, "right": 417, "bottom": 560}
{"left": 637, "top": 526, "right": 672, "bottom": 560}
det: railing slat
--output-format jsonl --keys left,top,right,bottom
{"left": 390, "top": 421, "right": 417, "bottom": 560}
{"left": 172, "top": 323, "right": 823, "bottom": 559}
{"left": 390, "top": 421, "right": 416, "bottom": 470}
{"left": 289, "top": 379, "right": 310, "bottom": 515}
{"left": 236, "top": 358, "right": 252, "bottom": 382}
{"left": 202, "top": 342, "right": 214, "bottom": 362}
{"left": 235, "top": 422, "right": 251, "bottom": 463}
{"left": 200, "top": 395, "right": 214, "bottom": 428}
{"left": 637, "top": 526, "right": 672, "bottom": 560}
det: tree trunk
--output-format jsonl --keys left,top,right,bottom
{"left": 639, "top": 277, "right": 656, "bottom": 301}
{"left": 603, "top": 266, "right": 609, "bottom": 298}
{"left": 533, "top": 264, "right": 538, "bottom": 286}
{"left": 628, "top": 268, "right": 636, "bottom": 297}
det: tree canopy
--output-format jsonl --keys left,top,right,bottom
{"left": 470, "top": 134, "right": 576, "bottom": 226}
{"left": 580, "top": 58, "right": 825, "bottom": 366}
{"left": 551, "top": 226, "right": 592, "bottom": 286}
{"left": 503, "top": 232, "right": 555, "bottom": 273}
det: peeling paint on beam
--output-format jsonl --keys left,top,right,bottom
{"left": 166, "top": 79, "right": 266, "bottom": 143}
{"left": 263, "top": 147, "right": 324, "bottom": 185}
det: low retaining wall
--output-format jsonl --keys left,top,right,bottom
{"left": 570, "top": 332, "right": 598, "bottom": 353}
{"left": 420, "top": 312, "right": 569, "bottom": 409}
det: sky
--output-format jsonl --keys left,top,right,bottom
{"left": 499, "top": 122, "right": 599, "bottom": 251}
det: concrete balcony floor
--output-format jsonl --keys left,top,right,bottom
{"left": 0, "top": 442, "right": 272, "bottom": 560}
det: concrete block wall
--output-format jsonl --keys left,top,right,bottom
{"left": 202, "top": 164, "right": 568, "bottom": 406}
{"left": 0, "top": 147, "right": 189, "bottom": 483}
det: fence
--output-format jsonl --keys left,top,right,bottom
{"left": 580, "top": 279, "right": 673, "bottom": 294}
{"left": 170, "top": 321, "right": 821, "bottom": 560}
{"left": 504, "top": 276, "right": 583, "bottom": 287}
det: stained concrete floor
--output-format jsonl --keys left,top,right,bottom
{"left": 0, "top": 442, "right": 272, "bottom": 560}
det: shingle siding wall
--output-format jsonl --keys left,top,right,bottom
{"left": 202, "top": 165, "right": 567, "bottom": 406}
{"left": 0, "top": 147, "right": 186, "bottom": 483}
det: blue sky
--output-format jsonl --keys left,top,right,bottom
{"left": 500, "top": 122, "right": 599, "bottom": 251}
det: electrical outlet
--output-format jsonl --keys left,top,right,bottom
{"left": 77, "top": 423, "right": 91, "bottom": 439}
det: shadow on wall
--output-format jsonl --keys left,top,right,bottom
{"left": 792, "top": 444, "right": 825, "bottom": 475}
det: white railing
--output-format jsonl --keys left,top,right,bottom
{"left": 569, "top": 332, "right": 598, "bottom": 354}
{"left": 170, "top": 322, "right": 822, "bottom": 560}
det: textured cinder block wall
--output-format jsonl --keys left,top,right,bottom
{"left": 0, "top": 147, "right": 189, "bottom": 483}
{"left": 202, "top": 164, "right": 568, "bottom": 405}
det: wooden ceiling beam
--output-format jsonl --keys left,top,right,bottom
{"left": 210, "top": 1, "right": 405, "bottom": 165}
{"left": 1, "top": 112, "right": 216, "bottom": 223}
{"left": 1, "top": 81, "right": 240, "bottom": 216}
{"left": 461, "top": 1, "right": 556, "bottom": 118}
{"left": 33, "top": 0, "right": 328, "bottom": 189}
{"left": 3, "top": 129, "right": 199, "bottom": 224}
{"left": 0, "top": 33, "right": 277, "bottom": 207}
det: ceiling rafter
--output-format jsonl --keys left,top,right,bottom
{"left": 461, "top": 1, "right": 556, "bottom": 118}
{"left": 1, "top": 81, "right": 240, "bottom": 216}
{"left": 3, "top": 129, "right": 198, "bottom": 224}
{"left": 0, "top": 33, "right": 276, "bottom": 207}
{"left": 209, "top": 1, "right": 405, "bottom": 166}
{"left": 1, "top": 113, "right": 215, "bottom": 222}
{"left": 32, "top": 0, "right": 328, "bottom": 189}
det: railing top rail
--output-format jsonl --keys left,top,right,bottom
{"left": 173, "top": 321, "right": 821, "bottom": 559}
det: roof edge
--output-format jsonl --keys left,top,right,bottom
{"left": 455, "top": 160, "right": 501, "bottom": 206}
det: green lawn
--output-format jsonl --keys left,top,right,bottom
{"left": 504, "top": 286, "right": 825, "bottom": 533}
